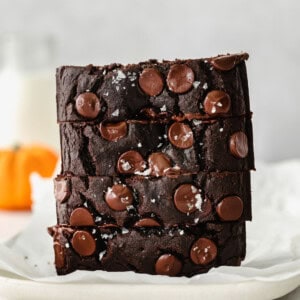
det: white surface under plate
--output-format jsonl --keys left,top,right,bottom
{"left": 0, "top": 160, "right": 300, "bottom": 300}
{"left": 0, "top": 271, "right": 299, "bottom": 300}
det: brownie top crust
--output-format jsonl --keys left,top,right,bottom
{"left": 56, "top": 53, "right": 250, "bottom": 123}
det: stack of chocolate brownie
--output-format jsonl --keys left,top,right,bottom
{"left": 48, "top": 53, "right": 254, "bottom": 277}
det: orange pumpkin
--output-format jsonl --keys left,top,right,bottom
{"left": 0, "top": 145, "right": 58, "bottom": 210}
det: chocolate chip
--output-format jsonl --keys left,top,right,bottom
{"left": 134, "top": 218, "right": 160, "bottom": 227}
{"left": 71, "top": 230, "right": 96, "bottom": 257}
{"left": 173, "top": 184, "right": 202, "bottom": 214}
{"left": 190, "top": 238, "right": 217, "bottom": 265}
{"left": 54, "top": 242, "right": 65, "bottom": 268}
{"left": 229, "top": 132, "right": 249, "bottom": 158}
{"left": 164, "top": 167, "right": 182, "bottom": 178}
{"left": 99, "top": 121, "right": 127, "bottom": 141}
{"left": 168, "top": 122, "right": 194, "bottom": 149}
{"left": 211, "top": 53, "right": 249, "bottom": 71}
{"left": 100, "top": 223, "right": 119, "bottom": 229}
{"left": 117, "top": 150, "right": 146, "bottom": 174}
{"left": 105, "top": 184, "right": 133, "bottom": 211}
{"left": 139, "top": 68, "right": 164, "bottom": 96}
{"left": 54, "top": 179, "right": 70, "bottom": 203}
{"left": 140, "top": 107, "right": 158, "bottom": 119}
{"left": 148, "top": 152, "right": 172, "bottom": 177}
{"left": 155, "top": 254, "right": 182, "bottom": 276}
{"left": 203, "top": 90, "right": 231, "bottom": 116}
{"left": 75, "top": 92, "right": 100, "bottom": 119}
{"left": 216, "top": 196, "right": 243, "bottom": 221}
{"left": 70, "top": 207, "right": 95, "bottom": 226}
{"left": 166, "top": 64, "right": 194, "bottom": 94}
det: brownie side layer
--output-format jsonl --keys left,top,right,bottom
{"left": 60, "top": 117, "right": 254, "bottom": 176}
{"left": 48, "top": 222, "right": 246, "bottom": 276}
{"left": 56, "top": 54, "right": 250, "bottom": 122}
{"left": 55, "top": 171, "right": 251, "bottom": 228}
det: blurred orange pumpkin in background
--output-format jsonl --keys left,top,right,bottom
{"left": 0, "top": 145, "right": 58, "bottom": 210}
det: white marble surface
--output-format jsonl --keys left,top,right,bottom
{"left": 1, "top": 0, "right": 300, "bottom": 161}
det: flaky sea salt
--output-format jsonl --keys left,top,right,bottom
{"left": 134, "top": 168, "right": 152, "bottom": 176}
{"left": 101, "top": 234, "right": 114, "bottom": 239}
{"left": 120, "top": 160, "right": 131, "bottom": 171}
{"left": 195, "top": 194, "right": 203, "bottom": 211}
{"left": 193, "top": 81, "right": 201, "bottom": 89}
{"left": 122, "top": 228, "right": 129, "bottom": 234}
{"left": 126, "top": 205, "right": 135, "bottom": 211}
{"left": 193, "top": 120, "right": 202, "bottom": 126}
{"left": 160, "top": 104, "right": 167, "bottom": 112}
{"left": 191, "top": 186, "right": 198, "bottom": 194}
{"left": 99, "top": 250, "right": 106, "bottom": 261}
{"left": 95, "top": 216, "right": 102, "bottom": 222}
{"left": 111, "top": 109, "right": 119, "bottom": 117}
{"left": 116, "top": 70, "right": 126, "bottom": 80}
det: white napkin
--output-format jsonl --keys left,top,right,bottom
{"left": 0, "top": 160, "right": 300, "bottom": 285}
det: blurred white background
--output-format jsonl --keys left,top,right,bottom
{"left": 0, "top": 0, "right": 300, "bottom": 161}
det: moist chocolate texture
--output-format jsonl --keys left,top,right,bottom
{"left": 56, "top": 53, "right": 250, "bottom": 122}
{"left": 51, "top": 52, "right": 254, "bottom": 276}
{"left": 55, "top": 172, "right": 251, "bottom": 227}
{"left": 49, "top": 222, "right": 246, "bottom": 277}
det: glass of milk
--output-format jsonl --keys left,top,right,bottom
{"left": 0, "top": 33, "right": 59, "bottom": 150}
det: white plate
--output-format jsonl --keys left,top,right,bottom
{"left": 0, "top": 270, "right": 299, "bottom": 300}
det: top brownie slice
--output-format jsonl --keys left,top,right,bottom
{"left": 56, "top": 53, "right": 250, "bottom": 122}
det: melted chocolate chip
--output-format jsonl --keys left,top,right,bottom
{"left": 99, "top": 121, "right": 127, "bottom": 141}
{"left": 134, "top": 218, "right": 161, "bottom": 227}
{"left": 203, "top": 90, "right": 231, "bottom": 116}
{"left": 148, "top": 152, "right": 172, "bottom": 177}
{"left": 54, "top": 179, "right": 70, "bottom": 203}
{"left": 139, "top": 68, "right": 164, "bottom": 96}
{"left": 54, "top": 242, "right": 65, "bottom": 268}
{"left": 155, "top": 254, "right": 182, "bottom": 276}
{"left": 173, "top": 184, "right": 202, "bottom": 214}
{"left": 105, "top": 184, "right": 133, "bottom": 211}
{"left": 166, "top": 64, "right": 194, "bottom": 94}
{"left": 75, "top": 92, "right": 101, "bottom": 119}
{"left": 211, "top": 53, "right": 249, "bottom": 71}
{"left": 71, "top": 230, "right": 96, "bottom": 256}
{"left": 190, "top": 238, "right": 217, "bottom": 265}
{"left": 117, "top": 150, "right": 146, "bottom": 174}
{"left": 70, "top": 207, "right": 95, "bottom": 226}
{"left": 168, "top": 122, "right": 194, "bottom": 149}
{"left": 229, "top": 132, "right": 249, "bottom": 158}
{"left": 216, "top": 196, "right": 243, "bottom": 221}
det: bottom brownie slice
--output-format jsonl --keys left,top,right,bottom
{"left": 48, "top": 222, "right": 246, "bottom": 277}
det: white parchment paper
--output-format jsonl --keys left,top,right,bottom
{"left": 0, "top": 160, "right": 300, "bottom": 285}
